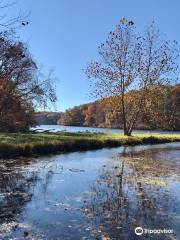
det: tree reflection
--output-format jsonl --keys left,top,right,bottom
{"left": 0, "top": 158, "right": 39, "bottom": 223}
{"left": 83, "top": 147, "right": 180, "bottom": 239}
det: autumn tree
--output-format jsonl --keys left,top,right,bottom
{"left": 0, "top": 1, "right": 52, "bottom": 132}
{"left": 0, "top": 32, "right": 56, "bottom": 131}
{"left": 59, "top": 105, "right": 88, "bottom": 126}
{"left": 84, "top": 101, "right": 107, "bottom": 127}
{"left": 144, "top": 85, "right": 180, "bottom": 130}
{"left": 0, "top": 78, "right": 35, "bottom": 131}
{"left": 86, "top": 18, "right": 179, "bottom": 135}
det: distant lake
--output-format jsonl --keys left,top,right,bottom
{"left": 31, "top": 124, "right": 180, "bottom": 135}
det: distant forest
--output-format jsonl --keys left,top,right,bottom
{"left": 36, "top": 85, "right": 180, "bottom": 131}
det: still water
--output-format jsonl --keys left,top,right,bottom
{"left": 31, "top": 124, "right": 180, "bottom": 135}
{"left": 0, "top": 143, "right": 180, "bottom": 240}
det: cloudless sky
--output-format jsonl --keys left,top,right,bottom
{"left": 13, "top": 0, "right": 180, "bottom": 111}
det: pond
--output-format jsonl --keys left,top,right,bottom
{"left": 0, "top": 143, "right": 180, "bottom": 239}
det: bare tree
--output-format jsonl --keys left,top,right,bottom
{"left": 86, "top": 18, "right": 179, "bottom": 136}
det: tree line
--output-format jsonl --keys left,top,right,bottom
{"left": 57, "top": 84, "right": 180, "bottom": 131}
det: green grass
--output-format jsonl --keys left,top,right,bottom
{"left": 0, "top": 131, "right": 180, "bottom": 158}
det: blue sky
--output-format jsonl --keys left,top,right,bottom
{"left": 14, "top": 0, "right": 180, "bottom": 111}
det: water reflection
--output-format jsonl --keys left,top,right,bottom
{"left": 0, "top": 144, "right": 179, "bottom": 239}
{"left": 83, "top": 146, "right": 180, "bottom": 240}
{"left": 0, "top": 158, "right": 39, "bottom": 223}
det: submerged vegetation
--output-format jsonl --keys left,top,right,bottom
{"left": 0, "top": 131, "right": 180, "bottom": 158}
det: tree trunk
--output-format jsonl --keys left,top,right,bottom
{"left": 121, "top": 94, "right": 130, "bottom": 136}
{"left": 124, "top": 130, "right": 132, "bottom": 136}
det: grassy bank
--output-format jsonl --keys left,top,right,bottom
{"left": 0, "top": 131, "right": 180, "bottom": 158}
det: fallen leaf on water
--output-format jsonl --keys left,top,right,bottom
{"left": 98, "top": 225, "right": 105, "bottom": 231}
{"left": 102, "top": 237, "right": 111, "bottom": 240}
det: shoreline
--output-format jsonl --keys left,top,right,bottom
{"left": 0, "top": 132, "right": 180, "bottom": 158}
{"left": 32, "top": 124, "right": 180, "bottom": 133}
